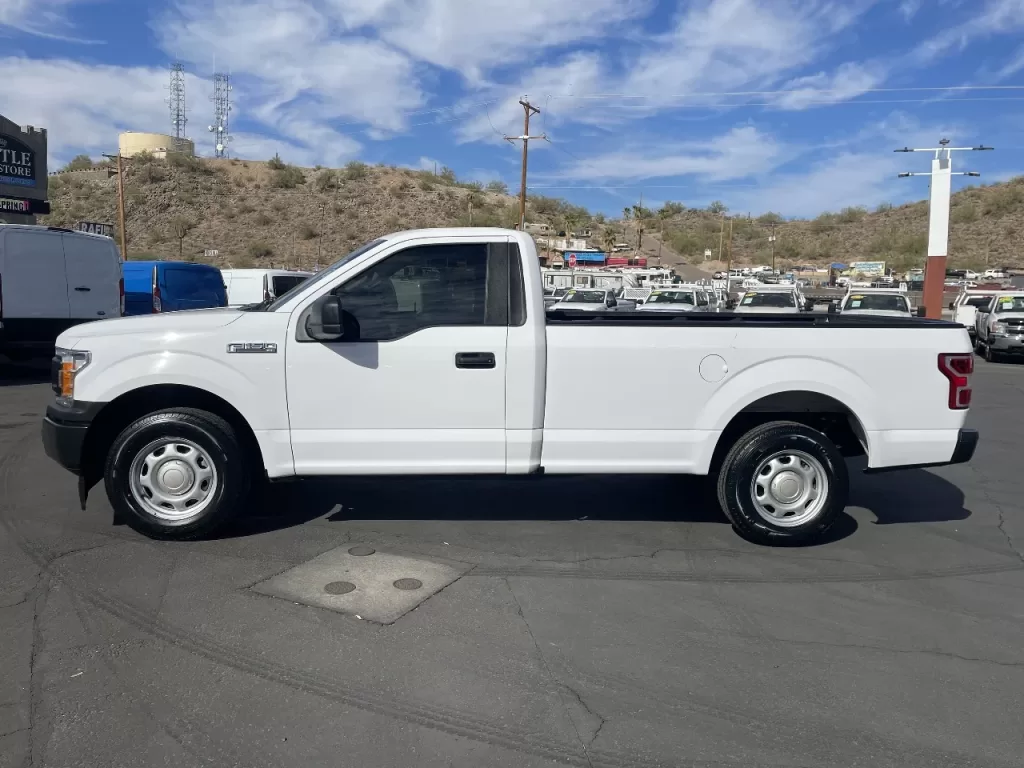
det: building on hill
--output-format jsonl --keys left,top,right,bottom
{"left": 119, "top": 131, "right": 195, "bottom": 159}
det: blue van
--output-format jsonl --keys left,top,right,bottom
{"left": 122, "top": 261, "right": 228, "bottom": 316}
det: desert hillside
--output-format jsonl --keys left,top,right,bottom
{"left": 40, "top": 153, "right": 1024, "bottom": 273}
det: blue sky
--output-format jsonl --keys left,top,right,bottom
{"left": 3, "top": 0, "right": 1024, "bottom": 217}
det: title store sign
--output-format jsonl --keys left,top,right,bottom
{"left": 0, "top": 134, "right": 36, "bottom": 187}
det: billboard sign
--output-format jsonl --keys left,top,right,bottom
{"left": 76, "top": 221, "right": 115, "bottom": 237}
{"left": 0, "top": 134, "right": 36, "bottom": 188}
{"left": 849, "top": 261, "right": 886, "bottom": 277}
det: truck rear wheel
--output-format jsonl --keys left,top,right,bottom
{"left": 716, "top": 421, "right": 848, "bottom": 546}
{"left": 104, "top": 408, "right": 250, "bottom": 540}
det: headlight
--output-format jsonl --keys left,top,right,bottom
{"left": 992, "top": 322, "right": 1008, "bottom": 334}
{"left": 53, "top": 347, "right": 91, "bottom": 407}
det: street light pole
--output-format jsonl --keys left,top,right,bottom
{"left": 895, "top": 139, "right": 992, "bottom": 318}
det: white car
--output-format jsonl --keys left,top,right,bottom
{"left": 733, "top": 287, "right": 802, "bottom": 314}
{"left": 636, "top": 288, "right": 709, "bottom": 312}
{"left": 548, "top": 287, "right": 619, "bottom": 312}
{"left": 840, "top": 290, "right": 913, "bottom": 318}
{"left": 42, "top": 227, "right": 978, "bottom": 547}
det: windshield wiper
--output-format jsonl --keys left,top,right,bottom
{"left": 238, "top": 298, "right": 273, "bottom": 312}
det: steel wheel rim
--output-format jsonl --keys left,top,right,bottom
{"left": 750, "top": 449, "right": 829, "bottom": 527}
{"left": 128, "top": 438, "right": 218, "bottom": 521}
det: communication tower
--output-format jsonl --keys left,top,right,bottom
{"left": 167, "top": 61, "right": 188, "bottom": 139}
{"left": 209, "top": 72, "right": 233, "bottom": 158}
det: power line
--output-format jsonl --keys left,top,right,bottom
{"left": 577, "top": 96, "right": 1024, "bottom": 110}
{"left": 553, "top": 84, "right": 1024, "bottom": 101}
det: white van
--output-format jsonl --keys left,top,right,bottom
{"left": 221, "top": 269, "right": 312, "bottom": 307}
{"left": 0, "top": 225, "right": 122, "bottom": 359}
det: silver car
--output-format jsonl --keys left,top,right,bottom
{"left": 548, "top": 288, "right": 619, "bottom": 312}
{"left": 636, "top": 288, "right": 707, "bottom": 312}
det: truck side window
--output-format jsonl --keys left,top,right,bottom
{"left": 333, "top": 242, "right": 508, "bottom": 341}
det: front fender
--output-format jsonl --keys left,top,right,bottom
{"left": 74, "top": 350, "right": 284, "bottom": 432}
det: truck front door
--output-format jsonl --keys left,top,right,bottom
{"left": 285, "top": 237, "right": 512, "bottom": 474}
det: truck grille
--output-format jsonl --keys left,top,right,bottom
{"left": 1004, "top": 319, "right": 1024, "bottom": 334}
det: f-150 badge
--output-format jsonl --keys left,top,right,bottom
{"left": 227, "top": 342, "right": 278, "bottom": 353}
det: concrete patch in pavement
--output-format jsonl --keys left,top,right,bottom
{"left": 251, "top": 546, "right": 469, "bottom": 624}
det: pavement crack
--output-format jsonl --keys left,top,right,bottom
{"left": 504, "top": 577, "right": 597, "bottom": 768}
{"left": 995, "top": 504, "right": 1024, "bottom": 565}
{"left": 26, "top": 573, "right": 52, "bottom": 768}
{"left": 560, "top": 682, "right": 607, "bottom": 746}
{"left": 531, "top": 549, "right": 675, "bottom": 565}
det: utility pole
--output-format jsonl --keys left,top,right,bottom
{"left": 103, "top": 153, "right": 129, "bottom": 260}
{"left": 769, "top": 222, "right": 777, "bottom": 272}
{"left": 505, "top": 98, "right": 545, "bottom": 229}
{"left": 726, "top": 218, "right": 734, "bottom": 276}
{"left": 317, "top": 201, "right": 327, "bottom": 264}
{"left": 717, "top": 215, "right": 725, "bottom": 261}
{"left": 896, "top": 138, "right": 992, "bottom": 318}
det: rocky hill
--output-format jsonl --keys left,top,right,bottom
{"left": 41, "top": 154, "right": 590, "bottom": 269}
{"left": 643, "top": 177, "right": 1024, "bottom": 273}
{"left": 41, "top": 153, "right": 1024, "bottom": 274}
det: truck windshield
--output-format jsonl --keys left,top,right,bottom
{"left": 646, "top": 291, "right": 695, "bottom": 304}
{"left": 844, "top": 294, "right": 909, "bottom": 312}
{"left": 740, "top": 292, "right": 795, "bottom": 308}
{"left": 994, "top": 296, "right": 1024, "bottom": 313}
{"left": 259, "top": 239, "right": 385, "bottom": 311}
{"left": 563, "top": 290, "right": 606, "bottom": 303}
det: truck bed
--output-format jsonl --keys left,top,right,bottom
{"left": 545, "top": 309, "right": 963, "bottom": 329}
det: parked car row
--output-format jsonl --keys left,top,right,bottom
{"left": 0, "top": 224, "right": 311, "bottom": 360}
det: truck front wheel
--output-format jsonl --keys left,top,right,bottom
{"left": 104, "top": 408, "right": 250, "bottom": 540}
{"left": 716, "top": 421, "right": 849, "bottom": 546}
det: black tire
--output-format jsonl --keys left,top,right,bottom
{"left": 984, "top": 342, "right": 999, "bottom": 363}
{"left": 104, "top": 408, "right": 250, "bottom": 540}
{"left": 716, "top": 421, "right": 848, "bottom": 546}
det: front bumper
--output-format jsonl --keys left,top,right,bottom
{"left": 988, "top": 335, "right": 1024, "bottom": 353}
{"left": 41, "top": 401, "right": 103, "bottom": 474}
{"left": 864, "top": 428, "right": 978, "bottom": 474}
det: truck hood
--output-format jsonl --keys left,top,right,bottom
{"left": 550, "top": 302, "right": 606, "bottom": 311}
{"left": 733, "top": 306, "right": 799, "bottom": 314}
{"left": 637, "top": 304, "right": 698, "bottom": 312}
{"left": 992, "top": 312, "right": 1024, "bottom": 322}
{"left": 58, "top": 307, "right": 244, "bottom": 344}
{"left": 841, "top": 309, "right": 913, "bottom": 318}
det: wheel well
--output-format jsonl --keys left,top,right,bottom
{"left": 81, "top": 385, "right": 265, "bottom": 486}
{"left": 709, "top": 391, "right": 867, "bottom": 472}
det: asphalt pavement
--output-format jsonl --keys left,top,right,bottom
{"left": 2, "top": 359, "right": 1023, "bottom": 768}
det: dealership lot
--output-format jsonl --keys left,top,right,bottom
{"left": 2, "top": 361, "right": 1023, "bottom": 768}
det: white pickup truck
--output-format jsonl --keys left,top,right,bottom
{"left": 42, "top": 228, "right": 978, "bottom": 546}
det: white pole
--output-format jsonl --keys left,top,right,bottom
{"left": 927, "top": 148, "right": 952, "bottom": 259}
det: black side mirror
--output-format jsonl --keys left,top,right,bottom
{"left": 803, "top": 298, "right": 814, "bottom": 311}
{"left": 827, "top": 301, "right": 838, "bottom": 314}
{"left": 916, "top": 306, "right": 927, "bottom": 317}
{"left": 306, "top": 294, "right": 344, "bottom": 341}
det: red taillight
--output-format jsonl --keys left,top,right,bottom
{"left": 938, "top": 353, "right": 973, "bottom": 410}
{"left": 118, "top": 276, "right": 125, "bottom": 316}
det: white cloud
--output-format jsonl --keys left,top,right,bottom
{"left": 0, "top": 0, "right": 104, "bottom": 43}
{"left": 899, "top": 0, "right": 923, "bottom": 21}
{"left": 0, "top": 56, "right": 361, "bottom": 168}
{"left": 0, "top": 57, "right": 182, "bottom": 164}
{"left": 726, "top": 152, "right": 903, "bottom": 217}
{"left": 994, "top": 45, "right": 1024, "bottom": 80}
{"left": 774, "top": 62, "right": 885, "bottom": 110}
{"left": 909, "top": 0, "right": 1024, "bottom": 66}
{"left": 155, "top": 0, "right": 426, "bottom": 134}
{"left": 325, "top": 0, "right": 650, "bottom": 81}
{"left": 547, "top": 126, "right": 788, "bottom": 183}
